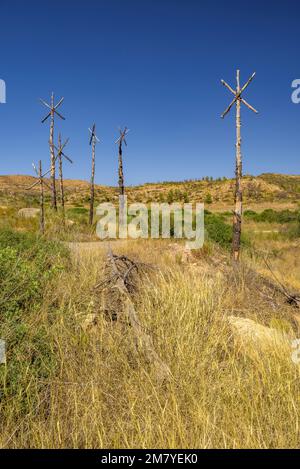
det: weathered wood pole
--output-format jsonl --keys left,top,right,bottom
{"left": 118, "top": 139, "right": 125, "bottom": 196}
{"left": 49, "top": 93, "right": 57, "bottom": 211}
{"left": 57, "top": 133, "right": 65, "bottom": 221}
{"left": 233, "top": 70, "right": 242, "bottom": 262}
{"left": 115, "top": 128, "right": 129, "bottom": 234}
{"left": 39, "top": 160, "right": 45, "bottom": 234}
{"left": 89, "top": 133, "right": 96, "bottom": 226}
{"left": 40, "top": 93, "right": 65, "bottom": 211}
{"left": 220, "top": 70, "right": 258, "bottom": 262}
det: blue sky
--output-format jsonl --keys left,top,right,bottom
{"left": 0, "top": 0, "right": 300, "bottom": 185}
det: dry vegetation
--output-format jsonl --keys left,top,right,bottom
{"left": 0, "top": 232, "right": 300, "bottom": 449}
{"left": 1, "top": 173, "right": 299, "bottom": 211}
{"left": 0, "top": 171, "right": 299, "bottom": 449}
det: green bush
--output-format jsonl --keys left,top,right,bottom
{"left": 204, "top": 213, "right": 250, "bottom": 249}
{"left": 285, "top": 212, "right": 300, "bottom": 239}
{"left": 204, "top": 193, "right": 213, "bottom": 204}
{"left": 67, "top": 207, "right": 89, "bottom": 216}
{"left": 204, "top": 213, "right": 232, "bottom": 248}
{"left": 244, "top": 209, "right": 299, "bottom": 224}
{"left": 0, "top": 229, "right": 69, "bottom": 408}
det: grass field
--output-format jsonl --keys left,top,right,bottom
{"left": 0, "top": 175, "right": 300, "bottom": 448}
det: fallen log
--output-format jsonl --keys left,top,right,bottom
{"left": 103, "top": 248, "right": 172, "bottom": 382}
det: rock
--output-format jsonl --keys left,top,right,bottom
{"left": 228, "top": 316, "right": 291, "bottom": 358}
{"left": 18, "top": 208, "right": 40, "bottom": 219}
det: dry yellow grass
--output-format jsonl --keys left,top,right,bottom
{"left": 1, "top": 239, "right": 300, "bottom": 449}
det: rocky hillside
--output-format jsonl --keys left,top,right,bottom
{"left": 0, "top": 173, "right": 299, "bottom": 210}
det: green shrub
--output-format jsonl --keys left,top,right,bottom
{"left": 204, "top": 213, "right": 232, "bottom": 248}
{"left": 0, "top": 229, "right": 69, "bottom": 409}
{"left": 244, "top": 209, "right": 299, "bottom": 224}
{"left": 67, "top": 207, "right": 88, "bottom": 216}
{"left": 204, "top": 193, "right": 213, "bottom": 204}
{"left": 285, "top": 212, "right": 300, "bottom": 239}
{"left": 204, "top": 213, "right": 250, "bottom": 249}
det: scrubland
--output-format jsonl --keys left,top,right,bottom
{"left": 0, "top": 172, "right": 299, "bottom": 448}
{"left": 0, "top": 201, "right": 300, "bottom": 448}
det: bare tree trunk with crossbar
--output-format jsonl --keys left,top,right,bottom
{"left": 118, "top": 142, "right": 125, "bottom": 196}
{"left": 57, "top": 134, "right": 65, "bottom": 222}
{"left": 49, "top": 94, "right": 57, "bottom": 211}
{"left": 89, "top": 139, "right": 96, "bottom": 225}
{"left": 39, "top": 160, "right": 45, "bottom": 234}
{"left": 220, "top": 70, "right": 258, "bottom": 262}
{"left": 40, "top": 93, "right": 65, "bottom": 210}
{"left": 233, "top": 70, "right": 242, "bottom": 262}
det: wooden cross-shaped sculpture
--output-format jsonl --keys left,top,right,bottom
{"left": 27, "top": 161, "right": 51, "bottom": 234}
{"left": 88, "top": 124, "right": 100, "bottom": 225}
{"left": 221, "top": 70, "right": 258, "bottom": 262}
{"left": 40, "top": 93, "right": 65, "bottom": 211}
{"left": 115, "top": 127, "right": 130, "bottom": 235}
{"left": 115, "top": 127, "right": 130, "bottom": 197}
{"left": 51, "top": 134, "right": 72, "bottom": 221}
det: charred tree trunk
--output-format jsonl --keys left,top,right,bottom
{"left": 50, "top": 94, "right": 57, "bottom": 211}
{"left": 58, "top": 134, "right": 65, "bottom": 222}
{"left": 89, "top": 139, "right": 96, "bottom": 225}
{"left": 59, "top": 155, "right": 65, "bottom": 220}
{"left": 118, "top": 141, "right": 126, "bottom": 230}
{"left": 118, "top": 142, "right": 125, "bottom": 196}
{"left": 232, "top": 70, "right": 242, "bottom": 262}
{"left": 39, "top": 160, "right": 45, "bottom": 234}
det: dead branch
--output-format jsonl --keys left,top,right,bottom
{"left": 262, "top": 256, "right": 300, "bottom": 308}
{"left": 102, "top": 249, "right": 172, "bottom": 382}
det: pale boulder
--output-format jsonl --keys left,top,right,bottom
{"left": 18, "top": 208, "right": 40, "bottom": 218}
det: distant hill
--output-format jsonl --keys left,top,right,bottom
{"left": 0, "top": 173, "right": 299, "bottom": 210}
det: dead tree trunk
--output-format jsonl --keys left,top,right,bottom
{"left": 89, "top": 138, "right": 96, "bottom": 225}
{"left": 233, "top": 70, "right": 242, "bottom": 262}
{"left": 27, "top": 161, "right": 52, "bottom": 233}
{"left": 49, "top": 94, "right": 57, "bottom": 211}
{"left": 118, "top": 142, "right": 126, "bottom": 232}
{"left": 88, "top": 124, "right": 99, "bottom": 225}
{"left": 58, "top": 134, "right": 65, "bottom": 222}
{"left": 115, "top": 128, "right": 129, "bottom": 232}
{"left": 118, "top": 142, "right": 125, "bottom": 196}
{"left": 39, "top": 160, "right": 45, "bottom": 234}
{"left": 220, "top": 70, "right": 258, "bottom": 262}
{"left": 40, "top": 93, "right": 65, "bottom": 211}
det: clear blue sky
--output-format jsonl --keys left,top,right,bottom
{"left": 0, "top": 0, "right": 299, "bottom": 185}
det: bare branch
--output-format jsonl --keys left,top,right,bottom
{"left": 221, "top": 96, "right": 237, "bottom": 118}
{"left": 41, "top": 112, "right": 51, "bottom": 123}
{"left": 54, "top": 97, "right": 64, "bottom": 109}
{"left": 39, "top": 98, "right": 51, "bottom": 109}
{"left": 221, "top": 79, "right": 236, "bottom": 96}
{"left": 236, "top": 69, "right": 240, "bottom": 91}
{"left": 32, "top": 163, "right": 38, "bottom": 175}
{"left": 54, "top": 109, "right": 65, "bottom": 120}
{"left": 26, "top": 180, "right": 39, "bottom": 190}
{"left": 61, "top": 152, "right": 73, "bottom": 164}
{"left": 240, "top": 72, "right": 256, "bottom": 93}
{"left": 241, "top": 98, "right": 258, "bottom": 114}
